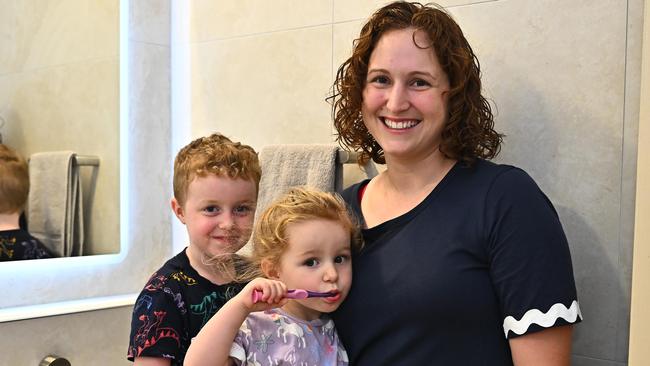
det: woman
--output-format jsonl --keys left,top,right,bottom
{"left": 329, "top": 2, "right": 581, "bottom": 365}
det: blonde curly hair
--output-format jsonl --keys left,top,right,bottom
{"left": 215, "top": 187, "right": 362, "bottom": 282}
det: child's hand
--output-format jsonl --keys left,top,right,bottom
{"left": 237, "top": 278, "right": 288, "bottom": 312}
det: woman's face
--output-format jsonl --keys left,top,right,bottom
{"left": 361, "top": 27, "right": 450, "bottom": 162}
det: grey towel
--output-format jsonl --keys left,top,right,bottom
{"left": 27, "top": 151, "right": 84, "bottom": 257}
{"left": 256, "top": 144, "right": 340, "bottom": 216}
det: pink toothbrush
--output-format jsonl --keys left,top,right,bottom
{"left": 252, "top": 289, "right": 336, "bottom": 303}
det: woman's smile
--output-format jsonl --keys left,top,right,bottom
{"left": 380, "top": 117, "right": 422, "bottom": 130}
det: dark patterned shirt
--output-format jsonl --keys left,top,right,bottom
{"left": 127, "top": 248, "right": 245, "bottom": 365}
{"left": 0, "top": 229, "right": 53, "bottom": 261}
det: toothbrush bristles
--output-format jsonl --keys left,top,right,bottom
{"left": 307, "top": 290, "right": 336, "bottom": 297}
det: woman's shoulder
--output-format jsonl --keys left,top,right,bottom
{"left": 460, "top": 158, "right": 518, "bottom": 176}
{"left": 468, "top": 160, "right": 558, "bottom": 221}
{"left": 459, "top": 159, "right": 538, "bottom": 189}
{"left": 443, "top": 160, "right": 551, "bottom": 213}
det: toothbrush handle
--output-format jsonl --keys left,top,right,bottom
{"left": 252, "top": 290, "right": 262, "bottom": 303}
{"left": 252, "top": 289, "right": 304, "bottom": 303}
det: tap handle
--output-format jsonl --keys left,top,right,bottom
{"left": 39, "top": 355, "right": 71, "bottom": 366}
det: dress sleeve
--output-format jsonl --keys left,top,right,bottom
{"left": 485, "top": 168, "right": 582, "bottom": 339}
{"left": 127, "top": 275, "right": 185, "bottom": 361}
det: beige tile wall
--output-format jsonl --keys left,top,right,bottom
{"left": 0, "top": 0, "right": 117, "bottom": 73}
{"left": 628, "top": 0, "right": 650, "bottom": 363}
{"left": 191, "top": 25, "right": 334, "bottom": 147}
{"left": 332, "top": 0, "right": 493, "bottom": 22}
{"left": 191, "top": 0, "right": 332, "bottom": 41}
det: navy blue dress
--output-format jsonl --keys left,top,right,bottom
{"left": 333, "top": 159, "right": 581, "bottom": 365}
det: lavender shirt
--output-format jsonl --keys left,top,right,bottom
{"left": 230, "top": 308, "right": 348, "bottom": 365}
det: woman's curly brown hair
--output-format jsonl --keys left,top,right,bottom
{"left": 328, "top": 1, "right": 502, "bottom": 166}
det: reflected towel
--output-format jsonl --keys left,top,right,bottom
{"left": 27, "top": 151, "right": 84, "bottom": 257}
{"left": 256, "top": 144, "right": 340, "bottom": 216}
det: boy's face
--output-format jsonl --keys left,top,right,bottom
{"left": 172, "top": 174, "right": 257, "bottom": 273}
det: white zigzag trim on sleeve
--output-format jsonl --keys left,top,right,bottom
{"left": 502, "top": 300, "right": 582, "bottom": 337}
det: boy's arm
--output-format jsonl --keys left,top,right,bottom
{"left": 184, "top": 278, "right": 288, "bottom": 366}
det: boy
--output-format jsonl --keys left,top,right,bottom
{"left": 0, "top": 144, "right": 53, "bottom": 261}
{"left": 127, "top": 133, "right": 261, "bottom": 366}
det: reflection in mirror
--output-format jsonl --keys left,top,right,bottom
{"left": 0, "top": 0, "right": 120, "bottom": 257}
{"left": 0, "top": 0, "right": 130, "bottom": 320}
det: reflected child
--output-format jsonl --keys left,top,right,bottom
{"left": 0, "top": 144, "right": 53, "bottom": 261}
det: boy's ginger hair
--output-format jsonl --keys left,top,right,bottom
{"left": 173, "top": 133, "right": 261, "bottom": 206}
{"left": 0, "top": 144, "right": 30, "bottom": 214}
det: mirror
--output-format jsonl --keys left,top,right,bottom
{"left": 0, "top": 0, "right": 152, "bottom": 321}
{"left": 0, "top": 0, "right": 120, "bottom": 257}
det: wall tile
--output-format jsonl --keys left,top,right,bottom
{"left": 190, "top": 0, "right": 332, "bottom": 42}
{"left": 128, "top": 41, "right": 173, "bottom": 276}
{"left": 129, "top": 0, "right": 170, "bottom": 45}
{"left": 0, "top": 0, "right": 118, "bottom": 74}
{"left": 616, "top": 0, "right": 644, "bottom": 360}
{"left": 331, "top": 20, "right": 362, "bottom": 79}
{"left": 330, "top": 20, "right": 363, "bottom": 139}
{"left": 191, "top": 26, "right": 333, "bottom": 150}
{"left": 572, "top": 355, "right": 626, "bottom": 366}
{"left": 0, "top": 306, "right": 133, "bottom": 365}
{"left": 333, "top": 0, "right": 499, "bottom": 22}
{"left": 0, "top": 0, "right": 19, "bottom": 74}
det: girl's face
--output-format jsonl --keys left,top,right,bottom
{"left": 270, "top": 218, "right": 352, "bottom": 321}
{"left": 361, "top": 27, "right": 450, "bottom": 163}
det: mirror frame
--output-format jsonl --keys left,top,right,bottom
{"left": 0, "top": 0, "right": 134, "bottom": 322}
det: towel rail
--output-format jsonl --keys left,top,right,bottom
{"left": 74, "top": 155, "right": 100, "bottom": 167}
{"left": 337, "top": 149, "right": 379, "bottom": 178}
{"left": 338, "top": 150, "right": 358, "bottom": 164}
